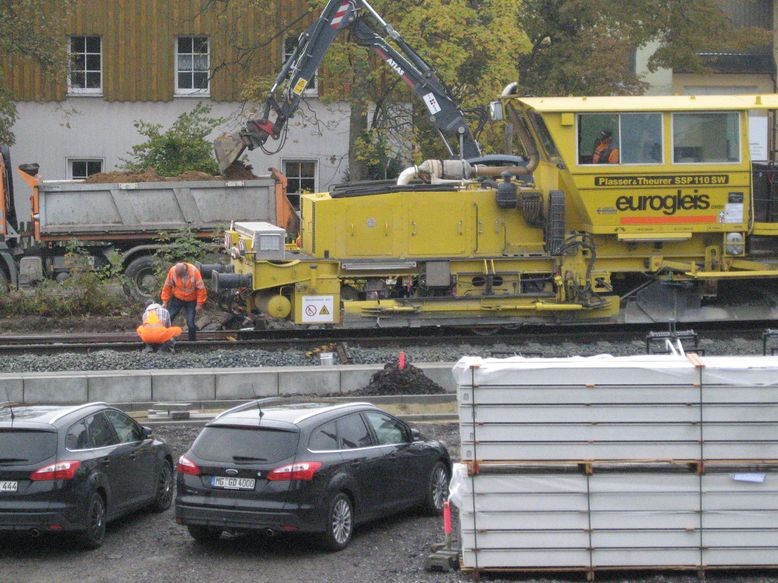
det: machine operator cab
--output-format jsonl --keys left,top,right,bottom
{"left": 493, "top": 92, "right": 778, "bottom": 247}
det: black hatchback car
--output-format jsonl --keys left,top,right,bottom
{"left": 175, "top": 400, "right": 451, "bottom": 550}
{"left": 0, "top": 402, "right": 173, "bottom": 548}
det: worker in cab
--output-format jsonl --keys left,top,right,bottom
{"left": 161, "top": 262, "right": 207, "bottom": 341}
{"left": 592, "top": 130, "right": 619, "bottom": 164}
{"left": 137, "top": 299, "right": 182, "bottom": 353}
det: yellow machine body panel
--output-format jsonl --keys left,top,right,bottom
{"left": 301, "top": 188, "right": 546, "bottom": 260}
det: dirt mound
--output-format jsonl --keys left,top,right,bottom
{"left": 354, "top": 359, "right": 446, "bottom": 396}
{"left": 84, "top": 167, "right": 165, "bottom": 183}
{"left": 82, "top": 160, "right": 259, "bottom": 184}
{"left": 223, "top": 160, "right": 260, "bottom": 180}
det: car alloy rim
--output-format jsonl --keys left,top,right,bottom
{"left": 331, "top": 498, "right": 352, "bottom": 544}
{"left": 432, "top": 466, "right": 448, "bottom": 510}
{"left": 159, "top": 464, "right": 173, "bottom": 506}
{"left": 90, "top": 497, "right": 104, "bottom": 536}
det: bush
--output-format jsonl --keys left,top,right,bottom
{"left": 123, "top": 103, "right": 223, "bottom": 176}
{"left": 0, "top": 242, "right": 140, "bottom": 317}
{"left": 150, "top": 228, "right": 222, "bottom": 298}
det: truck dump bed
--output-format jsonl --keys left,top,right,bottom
{"left": 36, "top": 177, "right": 277, "bottom": 239}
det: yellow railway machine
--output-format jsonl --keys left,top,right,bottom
{"left": 215, "top": 92, "right": 778, "bottom": 329}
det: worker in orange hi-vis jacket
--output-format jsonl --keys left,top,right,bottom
{"left": 160, "top": 262, "right": 207, "bottom": 341}
{"left": 136, "top": 300, "right": 182, "bottom": 353}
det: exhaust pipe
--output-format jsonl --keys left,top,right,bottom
{"left": 264, "top": 528, "right": 276, "bottom": 538}
{"left": 29, "top": 528, "right": 40, "bottom": 537}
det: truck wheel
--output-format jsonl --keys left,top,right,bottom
{"left": 125, "top": 256, "right": 159, "bottom": 300}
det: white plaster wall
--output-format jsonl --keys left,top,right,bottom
{"left": 9, "top": 97, "right": 351, "bottom": 222}
{"left": 635, "top": 41, "right": 674, "bottom": 96}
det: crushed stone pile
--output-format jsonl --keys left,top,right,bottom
{"left": 354, "top": 359, "right": 446, "bottom": 396}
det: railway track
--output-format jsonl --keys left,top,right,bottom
{"left": 0, "top": 322, "right": 775, "bottom": 356}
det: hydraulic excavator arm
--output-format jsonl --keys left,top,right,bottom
{"left": 214, "top": 0, "right": 480, "bottom": 173}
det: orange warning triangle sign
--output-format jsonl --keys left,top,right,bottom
{"left": 319, "top": 305, "right": 330, "bottom": 315}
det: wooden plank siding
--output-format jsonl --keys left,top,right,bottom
{"left": 4, "top": 0, "right": 314, "bottom": 103}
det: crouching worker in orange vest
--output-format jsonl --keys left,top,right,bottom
{"left": 161, "top": 262, "right": 207, "bottom": 341}
{"left": 137, "top": 300, "right": 182, "bottom": 353}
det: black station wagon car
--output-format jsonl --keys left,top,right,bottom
{"left": 175, "top": 400, "right": 451, "bottom": 550}
{"left": 0, "top": 402, "right": 173, "bottom": 548}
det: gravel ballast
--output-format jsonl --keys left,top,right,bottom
{"left": 0, "top": 332, "right": 770, "bottom": 374}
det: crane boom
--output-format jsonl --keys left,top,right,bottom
{"left": 214, "top": 0, "right": 480, "bottom": 173}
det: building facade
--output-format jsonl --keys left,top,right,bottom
{"left": 4, "top": 0, "right": 350, "bottom": 220}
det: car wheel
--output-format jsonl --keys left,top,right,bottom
{"left": 319, "top": 492, "right": 353, "bottom": 551}
{"left": 76, "top": 492, "right": 106, "bottom": 549}
{"left": 422, "top": 461, "right": 449, "bottom": 516}
{"left": 150, "top": 460, "right": 174, "bottom": 513}
{"left": 187, "top": 525, "right": 223, "bottom": 543}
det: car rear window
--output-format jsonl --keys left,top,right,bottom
{"left": 192, "top": 426, "right": 299, "bottom": 464}
{"left": 0, "top": 429, "right": 58, "bottom": 464}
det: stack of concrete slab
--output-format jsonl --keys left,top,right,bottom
{"left": 451, "top": 355, "right": 778, "bottom": 575}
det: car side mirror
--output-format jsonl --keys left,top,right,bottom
{"left": 411, "top": 428, "right": 422, "bottom": 442}
{"left": 142, "top": 425, "right": 153, "bottom": 439}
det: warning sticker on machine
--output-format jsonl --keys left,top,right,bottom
{"left": 302, "top": 295, "right": 335, "bottom": 323}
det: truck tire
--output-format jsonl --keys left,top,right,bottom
{"left": 125, "top": 256, "right": 159, "bottom": 300}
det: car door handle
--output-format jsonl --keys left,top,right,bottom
{"left": 350, "top": 460, "right": 363, "bottom": 468}
{"left": 101, "top": 457, "right": 110, "bottom": 466}
{"left": 128, "top": 453, "right": 137, "bottom": 461}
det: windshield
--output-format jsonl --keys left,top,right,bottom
{"left": 0, "top": 429, "right": 57, "bottom": 464}
{"left": 192, "top": 426, "right": 299, "bottom": 464}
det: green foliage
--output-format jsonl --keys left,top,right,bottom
{"left": 123, "top": 103, "right": 224, "bottom": 176}
{"left": 517, "top": 0, "right": 771, "bottom": 97}
{"left": 151, "top": 228, "right": 220, "bottom": 286}
{"left": 0, "top": 241, "right": 137, "bottom": 317}
{"left": 0, "top": 0, "right": 73, "bottom": 144}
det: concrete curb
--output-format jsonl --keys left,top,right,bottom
{"left": 0, "top": 362, "right": 457, "bottom": 405}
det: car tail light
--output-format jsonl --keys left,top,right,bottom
{"left": 267, "top": 461, "right": 322, "bottom": 481}
{"left": 177, "top": 455, "right": 201, "bottom": 476}
{"left": 30, "top": 460, "right": 81, "bottom": 481}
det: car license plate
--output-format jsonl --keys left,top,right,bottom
{"left": 0, "top": 481, "right": 18, "bottom": 493}
{"left": 211, "top": 476, "right": 255, "bottom": 490}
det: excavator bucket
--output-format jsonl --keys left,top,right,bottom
{"left": 214, "top": 132, "right": 247, "bottom": 175}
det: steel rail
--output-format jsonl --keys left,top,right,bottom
{"left": 0, "top": 321, "right": 769, "bottom": 356}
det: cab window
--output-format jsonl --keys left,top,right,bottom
{"left": 672, "top": 112, "right": 739, "bottom": 163}
{"left": 578, "top": 112, "right": 662, "bottom": 165}
{"left": 528, "top": 111, "right": 560, "bottom": 159}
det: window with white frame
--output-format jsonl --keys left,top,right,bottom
{"left": 69, "top": 159, "right": 103, "bottom": 179}
{"left": 283, "top": 160, "right": 317, "bottom": 209}
{"left": 176, "top": 36, "right": 210, "bottom": 95}
{"left": 284, "top": 36, "right": 317, "bottom": 94}
{"left": 69, "top": 36, "right": 102, "bottom": 94}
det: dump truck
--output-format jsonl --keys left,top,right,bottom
{"left": 0, "top": 148, "right": 296, "bottom": 296}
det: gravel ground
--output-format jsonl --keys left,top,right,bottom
{"left": 0, "top": 331, "right": 771, "bottom": 374}
{"left": 2, "top": 329, "right": 778, "bottom": 581}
